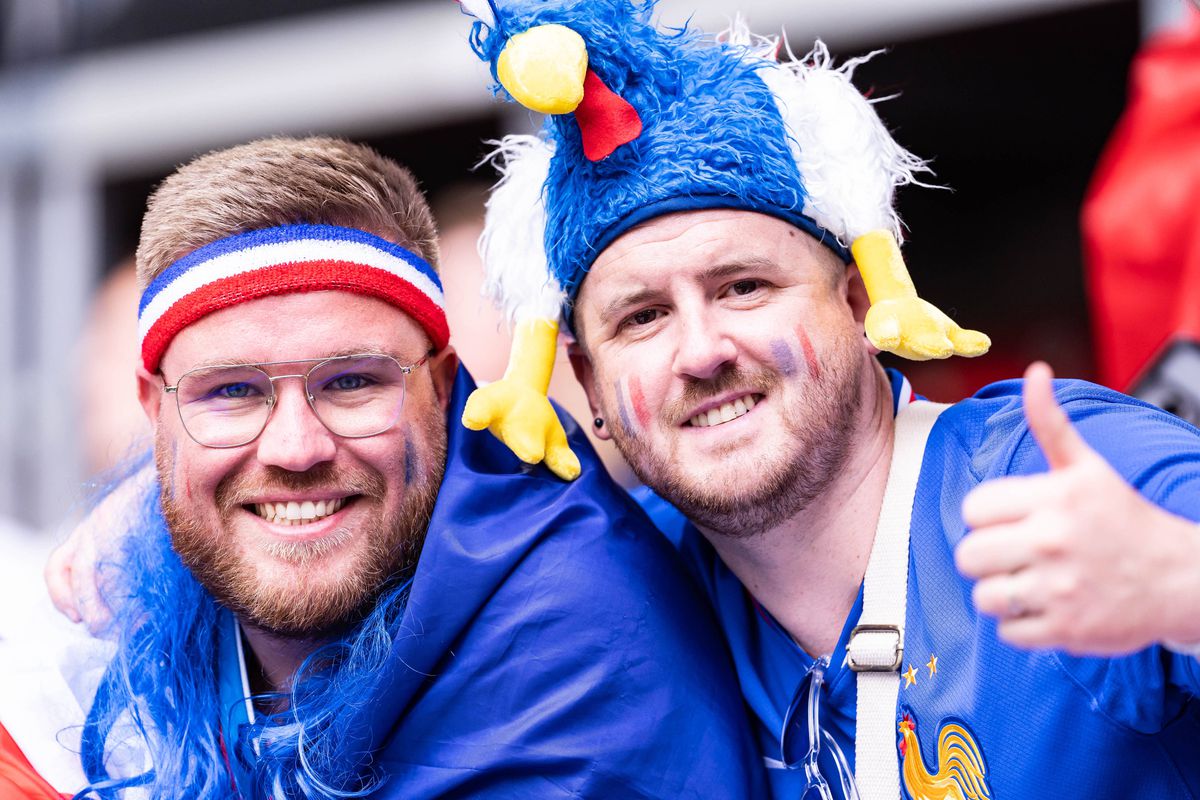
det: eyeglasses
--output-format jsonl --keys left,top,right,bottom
{"left": 162, "top": 353, "right": 429, "bottom": 448}
{"left": 779, "top": 657, "right": 861, "bottom": 800}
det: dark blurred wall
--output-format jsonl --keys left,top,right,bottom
{"left": 854, "top": 0, "right": 1140, "bottom": 398}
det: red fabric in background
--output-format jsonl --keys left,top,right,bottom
{"left": 1083, "top": 10, "right": 1200, "bottom": 390}
{"left": 0, "top": 723, "right": 70, "bottom": 800}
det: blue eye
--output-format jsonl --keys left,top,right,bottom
{"left": 210, "top": 382, "right": 258, "bottom": 400}
{"left": 326, "top": 374, "right": 375, "bottom": 391}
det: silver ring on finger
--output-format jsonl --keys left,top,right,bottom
{"left": 1006, "top": 580, "right": 1028, "bottom": 619}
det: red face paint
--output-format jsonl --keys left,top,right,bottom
{"left": 795, "top": 324, "right": 820, "bottom": 380}
{"left": 629, "top": 375, "right": 651, "bottom": 429}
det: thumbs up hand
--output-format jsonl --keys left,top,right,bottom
{"left": 954, "top": 362, "right": 1200, "bottom": 655}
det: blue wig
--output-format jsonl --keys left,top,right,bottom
{"left": 76, "top": 456, "right": 412, "bottom": 799}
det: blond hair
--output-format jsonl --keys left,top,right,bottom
{"left": 136, "top": 136, "right": 439, "bottom": 287}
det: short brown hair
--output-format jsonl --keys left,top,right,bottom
{"left": 136, "top": 136, "right": 439, "bottom": 287}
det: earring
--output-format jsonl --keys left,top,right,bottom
{"left": 593, "top": 417, "right": 604, "bottom": 429}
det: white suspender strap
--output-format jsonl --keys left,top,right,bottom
{"left": 847, "top": 400, "right": 948, "bottom": 800}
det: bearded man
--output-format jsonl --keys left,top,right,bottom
{"left": 454, "top": 2, "right": 1200, "bottom": 799}
{"left": 9, "top": 135, "right": 762, "bottom": 799}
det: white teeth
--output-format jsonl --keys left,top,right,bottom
{"left": 688, "top": 394, "right": 760, "bottom": 428}
{"left": 253, "top": 497, "right": 347, "bottom": 524}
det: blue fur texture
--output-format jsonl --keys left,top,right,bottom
{"left": 470, "top": 0, "right": 820, "bottom": 301}
{"left": 77, "top": 454, "right": 410, "bottom": 799}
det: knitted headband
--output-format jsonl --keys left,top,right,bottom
{"left": 137, "top": 224, "right": 449, "bottom": 372}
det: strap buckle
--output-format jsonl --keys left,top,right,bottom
{"left": 846, "top": 624, "right": 904, "bottom": 673}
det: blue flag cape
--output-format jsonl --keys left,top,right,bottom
{"left": 318, "top": 365, "right": 764, "bottom": 797}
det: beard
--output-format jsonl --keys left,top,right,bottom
{"left": 607, "top": 330, "right": 864, "bottom": 538}
{"left": 158, "top": 428, "right": 445, "bottom": 639}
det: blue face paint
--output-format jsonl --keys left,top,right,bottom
{"left": 614, "top": 380, "right": 636, "bottom": 437}
{"left": 403, "top": 425, "right": 418, "bottom": 486}
{"left": 770, "top": 338, "right": 798, "bottom": 377}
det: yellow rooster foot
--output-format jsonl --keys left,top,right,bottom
{"left": 851, "top": 230, "right": 990, "bottom": 362}
{"left": 866, "top": 296, "right": 991, "bottom": 361}
{"left": 462, "top": 380, "right": 581, "bottom": 481}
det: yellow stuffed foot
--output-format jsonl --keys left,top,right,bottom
{"left": 852, "top": 230, "right": 990, "bottom": 361}
{"left": 461, "top": 318, "right": 581, "bottom": 481}
{"left": 865, "top": 296, "right": 991, "bottom": 361}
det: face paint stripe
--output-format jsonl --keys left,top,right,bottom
{"left": 629, "top": 375, "right": 651, "bottom": 429}
{"left": 614, "top": 380, "right": 636, "bottom": 436}
{"left": 403, "top": 426, "right": 417, "bottom": 486}
{"left": 796, "top": 324, "right": 820, "bottom": 380}
{"left": 770, "top": 338, "right": 798, "bottom": 377}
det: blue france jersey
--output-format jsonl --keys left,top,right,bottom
{"left": 637, "top": 371, "right": 1200, "bottom": 798}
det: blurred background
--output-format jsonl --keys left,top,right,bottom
{"left": 0, "top": 0, "right": 1194, "bottom": 538}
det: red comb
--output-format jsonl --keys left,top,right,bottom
{"left": 575, "top": 69, "right": 642, "bottom": 161}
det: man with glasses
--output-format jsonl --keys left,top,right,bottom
{"left": 456, "top": 2, "right": 1200, "bottom": 798}
{"left": 9, "top": 135, "right": 762, "bottom": 798}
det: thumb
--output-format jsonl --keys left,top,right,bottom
{"left": 1023, "top": 361, "right": 1089, "bottom": 470}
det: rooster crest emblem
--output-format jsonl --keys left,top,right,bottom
{"left": 898, "top": 713, "right": 993, "bottom": 800}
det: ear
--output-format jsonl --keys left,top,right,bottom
{"left": 428, "top": 346, "right": 459, "bottom": 413}
{"left": 844, "top": 262, "right": 880, "bottom": 356}
{"left": 137, "top": 366, "right": 164, "bottom": 425}
{"left": 566, "top": 341, "right": 611, "bottom": 441}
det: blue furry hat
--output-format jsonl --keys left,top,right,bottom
{"left": 454, "top": 0, "right": 988, "bottom": 480}
{"left": 467, "top": 0, "right": 845, "bottom": 303}
{"left": 457, "top": 0, "right": 928, "bottom": 324}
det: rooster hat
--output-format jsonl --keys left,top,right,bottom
{"left": 454, "top": 0, "right": 990, "bottom": 479}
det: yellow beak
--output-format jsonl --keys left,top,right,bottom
{"left": 496, "top": 24, "right": 588, "bottom": 115}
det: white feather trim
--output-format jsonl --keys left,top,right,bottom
{"left": 478, "top": 134, "right": 566, "bottom": 324}
{"left": 726, "top": 20, "right": 935, "bottom": 244}
{"left": 457, "top": 0, "right": 496, "bottom": 28}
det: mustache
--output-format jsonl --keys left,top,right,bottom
{"left": 660, "top": 367, "right": 778, "bottom": 425}
{"left": 215, "top": 463, "right": 387, "bottom": 512}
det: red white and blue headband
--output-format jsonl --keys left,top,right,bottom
{"left": 138, "top": 224, "right": 449, "bottom": 373}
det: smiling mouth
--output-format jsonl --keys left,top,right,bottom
{"left": 249, "top": 497, "right": 352, "bottom": 526}
{"left": 686, "top": 393, "right": 763, "bottom": 428}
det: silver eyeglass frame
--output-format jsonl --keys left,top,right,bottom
{"left": 161, "top": 352, "right": 430, "bottom": 448}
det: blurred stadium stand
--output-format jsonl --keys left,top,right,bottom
{"left": 0, "top": 0, "right": 1174, "bottom": 529}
